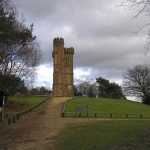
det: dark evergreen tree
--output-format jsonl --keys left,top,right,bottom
{"left": 0, "top": 74, "right": 26, "bottom": 95}
{"left": 96, "top": 77, "right": 124, "bottom": 99}
{"left": 0, "top": 0, "right": 40, "bottom": 94}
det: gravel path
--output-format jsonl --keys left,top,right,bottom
{"left": 0, "top": 99, "right": 92, "bottom": 150}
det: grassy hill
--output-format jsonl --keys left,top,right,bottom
{"left": 9, "top": 96, "right": 46, "bottom": 106}
{"left": 64, "top": 97, "right": 150, "bottom": 118}
{"left": 7, "top": 96, "right": 48, "bottom": 112}
{"left": 56, "top": 97, "right": 150, "bottom": 150}
{"left": 55, "top": 120, "right": 150, "bottom": 150}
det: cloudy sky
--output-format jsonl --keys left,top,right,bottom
{"left": 13, "top": 0, "right": 150, "bottom": 89}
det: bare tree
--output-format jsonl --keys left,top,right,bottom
{"left": 125, "top": 0, "right": 150, "bottom": 17}
{"left": 123, "top": 65, "right": 150, "bottom": 104}
{"left": 123, "top": 0, "right": 150, "bottom": 50}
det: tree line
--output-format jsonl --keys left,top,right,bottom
{"left": 74, "top": 77, "right": 125, "bottom": 99}
{"left": 74, "top": 64, "right": 150, "bottom": 105}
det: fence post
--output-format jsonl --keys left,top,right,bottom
{"left": 0, "top": 111, "right": 2, "bottom": 122}
{"left": 8, "top": 118, "right": 11, "bottom": 125}
{"left": 61, "top": 112, "right": 65, "bottom": 117}
{"left": 110, "top": 113, "right": 113, "bottom": 118}
{"left": 140, "top": 114, "right": 143, "bottom": 119}
{"left": 94, "top": 113, "right": 97, "bottom": 118}
{"left": 12, "top": 115, "right": 16, "bottom": 123}
{"left": 0, "top": 108, "right": 4, "bottom": 121}
{"left": 61, "top": 103, "right": 65, "bottom": 117}
{"left": 86, "top": 105, "right": 89, "bottom": 118}
{"left": 126, "top": 114, "right": 128, "bottom": 118}
{"left": 87, "top": 112, "right": 89, "bottom": 117}
{"left": 16, "top": 114, "right": 20, "bottom": 120}
{"left": 79, "top": 112, "right": 81, "bottom": 117}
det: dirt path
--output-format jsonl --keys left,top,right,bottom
{"left": 0, "top": 99, "right": 91, "bottom": 150}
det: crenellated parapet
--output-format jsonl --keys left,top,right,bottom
{"left": 64, "top": 47, "right": 74, "bottom": 55}
{"left": 53, "top": 37, "right": 64, "bottom": 46}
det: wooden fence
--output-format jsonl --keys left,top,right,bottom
{"left": 0, "top": 111, "right": 2, "bottom": 122}
{"left": 0, "top": 97, "right": 49, "bottom": 125}
{"left": 61, "top": 112, "right": 148, "bottom": 119}
{"left": 61, "top": 104, "right": 150, "bottom": 119}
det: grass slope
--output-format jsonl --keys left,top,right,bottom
{"left": 65, "top": 97, "right": 150, "bottom": 118}
{"left": 9, "top": 96, "right": 46, "bottom": 106}
{"left": 7, "top": 96, "right": 47, "bottom": 112}
{"left": 55, "top": 120, "right": 150, "bottom": 150}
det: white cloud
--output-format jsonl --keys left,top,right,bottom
{"left": 74, "top": 68, "right": 93, "bottom": 84}
{"left": 34, "top": 64, "right": 53, "bottom": 89}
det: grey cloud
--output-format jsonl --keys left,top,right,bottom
{"left": 13, "top": 0, "right": 114, "bottom": 18}
{"left": 12, "top": 0, "right": 150, "bottom": 85}
{"left": 74, "top": 36, "right": 148, "bottom": 68}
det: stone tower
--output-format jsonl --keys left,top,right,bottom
{"left": 52, "top": 37, "right": 74, "bottom": 98}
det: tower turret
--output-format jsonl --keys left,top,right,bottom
{"left": 52, "top": 38, "right": 74, "bottom": 98}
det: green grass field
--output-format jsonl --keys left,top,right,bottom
{"left": 64, "top": 97, "right": 150, "bottom": 118}
{"left": 9, "top": 96, "right": 47, "bottom": 106}
{"left": 7, "top": 96, "right": 48, "bottom": 112}
{"left": 55, "top": 120, "right": 150, "bottom": 150}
